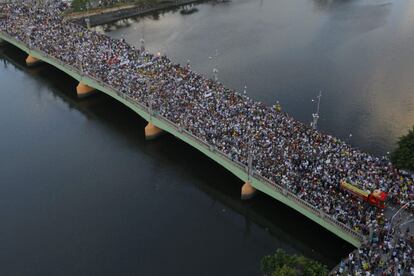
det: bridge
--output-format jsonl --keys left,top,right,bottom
{"left": 0, "top": 30, "right": 364, "bottom": 247}
{"left": 5, "top": 1, "right": 413, "bottom": 252}
{"left": 2, "top": 2, "right": 414, "bottom": 274}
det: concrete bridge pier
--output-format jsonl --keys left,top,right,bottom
{"left": 26, "top": 55, "right": 42, "bottom": 67}
{"left": 76, "top": 81, "right": 96, "bottom": 98}
{"left": 145, "top": 122, "right": 163, "bottom": 140}
{"left": 241, "top": 182, "right": 257, "bottom": 200}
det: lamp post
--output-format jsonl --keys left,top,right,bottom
{"left": 247, "top": 153, "right": 253, "bottom": 181}
{"left": 389, "top": 201, "right": 412, "bottom": 235}
{"left": 399, "top": 218, "right": 414, "bottom": 238}
{"left": 213, "top": 67, "right": 219, "bottom": 82}
{"left": 209, "top": 49, "right": 219, "bottom": 82}
{"left": 76, "top": 32, "right": 84, "bottom": 76}
{"left": 384, "top": 201, "right": 413, "bottom": 265}
{"left": 311, "top": 91, "right": 322, "bottom": 129}
{"left": 147, "top": 80, "right": 154, "bottom": 120}
{"left": 85, "top": 18, "right": 91, "bottom": 30}
{"left": 138, "top": 38, "right": 144, "bottom": 52}
{"left": 140, "top": 19, "right": 145, "bottom": 52}
{"left": 26, "top": 0, "right": 36, "bottom": 50}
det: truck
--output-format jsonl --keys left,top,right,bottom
{"left": 340, "top": 180, "right": 388, "bottom": 209}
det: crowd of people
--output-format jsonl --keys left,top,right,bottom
{"left": 0, "top": 1, "right": 413, "bottom": 274}
{"left": 336, "top": 214, "right": 414, "bottom": 275}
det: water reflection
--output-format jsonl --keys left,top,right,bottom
{"left": 101, "top": 0, "right": 413, "bottom": 156}
{"left": 180, "top": 6, "right": 199, "bottom": 15}
{"left": 312, "top": 0, "right": 357, "bottom": 10}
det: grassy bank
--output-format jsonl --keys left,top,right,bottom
{"left": 69, "top": 0, "right": 161, "bottom": 13}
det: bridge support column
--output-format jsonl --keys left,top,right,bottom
{"left": 241, "top": 182, "right": 257, "bottom": 200}
{"left": 26, "top": 55, "right": 42, "bottom": 67}
{"left": 145, "top": 122, "right": 163, "bottom": 140}
{"left": 76, "top": 81, "right": 96, "bottom": 98}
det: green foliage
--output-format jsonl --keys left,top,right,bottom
{"left": 69, "top": 0, "right": 159, "bottom": 12}
{"left": 391, "top": 127, "right": 414, "bottom": 171}
{"left": 71, "top": 0, "right": 90, "bottom": 11}
{"left": 261, "top": 249, "right": 328, "bottom": 276}
{"left": 272, "top": 265, "right": 298, "bottom": 276}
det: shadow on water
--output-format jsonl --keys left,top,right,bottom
{"left": 0, "top": 43, "right": 353, "bottom": 269}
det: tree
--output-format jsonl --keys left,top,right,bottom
{"left": 391, "top": 127, "right": 414, "bottom": 171}
{"left": 71, "top": 0, "right": 90, "bottom": 11}
{"left": 272, "top": 265, "right": 298, "bottom": 276}
{"left": 261, "top": 249, "right": 328, "bottom": 276}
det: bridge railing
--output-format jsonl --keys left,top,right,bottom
{"left": 0, "top": 31, "right": 365, "bottom": 244}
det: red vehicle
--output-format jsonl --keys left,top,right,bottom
{"left": 340, "top": 180, "right": 388, "bottom": 209}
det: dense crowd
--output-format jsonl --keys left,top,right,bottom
{"left": 335, "top": 214, "right": 414, "bottom": 275}
{"left": 0, "top": 1, "right": 413, "bottom": 274}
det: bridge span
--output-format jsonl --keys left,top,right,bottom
{"left": 0, "top": 32, "right": 363, "bottom": 247}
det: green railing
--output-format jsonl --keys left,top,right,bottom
{"left": 0, "top": 31, "right": 364, "bottom": 247}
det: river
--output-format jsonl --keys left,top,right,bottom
{"left": 0, "top": 0, "right": 413, "bottom": 275}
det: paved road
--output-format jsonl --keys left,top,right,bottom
{"left": 385, "top": 204, "right": 414, "bottom": 239}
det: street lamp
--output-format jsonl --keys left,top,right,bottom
{"left": 213, "top": 67, "right": 219, "bottom": 82}
{"left": 75, "top": 33, "right": 84, "bottom": 76}
{"left": 85, "top": 18, "right": 91, "bottom": 30}
{"left": 140, "top": 38, "right": 145, "bottom": 52}
{"left": 247, "top": 153, "right": 253, "bottom": 181}
{"left": 140, "top": 20, "right": 145, "bottom": 52}
{"left": 389, "top": 201, "right": 413, "bottom": 236}
{"left": 209, "top": 49, "right": 220, "bottom": 82}
{"left": 147, "top": 80, "right": 155, "bottom": 119}
{"left": 311, "top": 91, "right": 322, "bottom": 129}
{"left": 399, "top": 218, "right": 414, "bottom": 233}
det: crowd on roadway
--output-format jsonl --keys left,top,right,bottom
{"left": 0, "top": 1, "right": 413, "bottom": 274}
{"left": 335, "top": 215, "right": 414, "bottom": 275}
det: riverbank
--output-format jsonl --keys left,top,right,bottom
{"left": 65, "top": 0, "right": 206, "bottom": 27}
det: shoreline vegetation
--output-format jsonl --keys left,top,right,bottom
{"left": 68, "top": 0, "right": 160, "bottom": 14}
{"left": 391, "top": 127, "right": 414, "bottom": 172}
{"left": 66, "top": 0, "right": 207, "bottom": 26}
{"left": 261, "top": 249, "right": 328, "bottom": 276}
